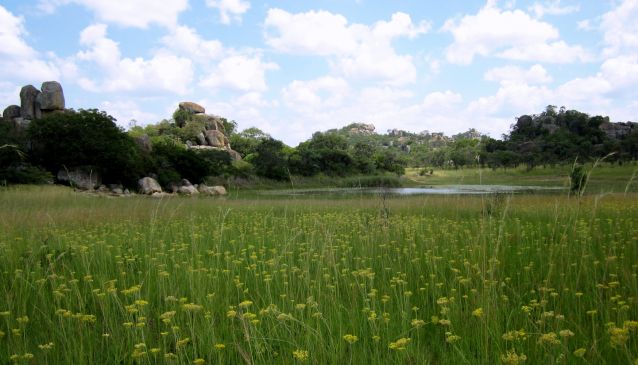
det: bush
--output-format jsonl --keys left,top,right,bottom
{"left": 28, "top": 109, "right": 144, "bottom": 186}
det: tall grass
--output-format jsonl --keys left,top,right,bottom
{"left": 0, "top": 187, "right": 637, "bottom": 364}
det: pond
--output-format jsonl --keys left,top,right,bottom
{"left": 257, "top": 185, "right": 566, "bottom": 197}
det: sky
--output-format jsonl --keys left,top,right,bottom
{"left": 1, "top": 0, "right": 637, "bottom": 146}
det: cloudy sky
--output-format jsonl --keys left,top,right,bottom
{"left": 1, "top": 0, "right": 637, "bottom": 145}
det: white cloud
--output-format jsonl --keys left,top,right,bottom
{"left": 469, "top": 81, "right": 553, "bottom": 115}
{"left": 161, "top": 26, "right": 224, "bottom": 63}
{"left": 38, "top": 0, "right": 187, "bottom": 28}
{"left": 443, "top": 2, "right": 589, "bottom": 64}
{"left": 200, "top": 54, "right": 278, "bottom": 92}
{"left": 528, "top": 0, "right": 580, "bottom": 18}
{"left": 484, "top": 64, "right": 552, "bottom": 84}
{"left": 601, "top": 0, "right": 638, "bottom": 56}
{"left": 422, "top": 91, "right": 463, "bottom": 110}
{"left": 282, "top": 76, "right": 350, "bottom": 112}
{"left": 76, "top": 24, "right": 193, "bottom": 94}
{"left": 265, "top": 9, "right": 429, "bottom": 85}
{"left": 0, "top": 5, "right": 61, "bottom": 82}
{"left": 206, "top": 0, "right": 250, "bottom": 25}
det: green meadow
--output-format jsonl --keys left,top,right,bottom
{"left": 1, "top": 183, "right": 637, "bottom": 364}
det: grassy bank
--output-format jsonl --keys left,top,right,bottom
{"left": 0, "top": 186, "right": 637, "bottom": 364}
{"left": 406, "top": 162, "right": 638, "bottom": 193}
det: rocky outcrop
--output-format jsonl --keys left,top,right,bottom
{"left": 20, "top": 85, "right": 40, "bottom": 120}
{"left": 3, "top": 82, "right": 68, "bottom": 127}
{"left": 38, "top": 81, "right": 65, "bottom": 111}
{"left": 3, "top": 105, "right": 21, "bottom": 121}
{"left": 205, "top": 130, "right": 226, "bottom": 148}
{"left": 173, "top": 102, "right": 242, "bottom": 161}
{"left": 138, "top": 177, "right": 162, "bottom": 195}
{"left": 198, "top": 184, "right": 227, "bottom": 196}
{"left": 600, "top": 122, "right": 637, "bottom": 139}
{"left": 57, "top": 167, "right": 101, "bottom": 190}
{"left": 179, "top": 101, "right": 205, "bottom": 114}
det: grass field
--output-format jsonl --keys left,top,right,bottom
{"left": 0, "top": 186, "right": 637, "bottom": 364}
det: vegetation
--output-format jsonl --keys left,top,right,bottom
{"left": 0, "top": 105, "right": 636, "bottom": 190}
{"left": 0, "top": 187, "right": 636, "bottom": 364}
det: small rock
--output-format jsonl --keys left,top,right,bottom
{"left": 198, "top": 184, "right": 227, "bottom": 196}
{"left": 138, "top": 177, "right": 162, "bottom": 195}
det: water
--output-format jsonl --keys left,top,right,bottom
{"left": 258, "top": 185, "right": 566, "bottom": 197}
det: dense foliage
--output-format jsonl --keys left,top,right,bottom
{"left": 0, "top": 105, "right": 636, "bottom": 188}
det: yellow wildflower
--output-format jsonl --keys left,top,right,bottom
{"left": 292, "top": 349, "right": 308, "bottom": 362}
{"left": 389, "top": 338, "right": 411, "bottom": 351}
{"left": 472, "top": 308, "right": 484, "bottom": 318}
{"left": 343, "top": 334, "right": 358, "bottom": 344}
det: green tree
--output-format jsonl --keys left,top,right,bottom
{"left": 252, "top": 138, "right": 289, "bottom": 180}
{"left": 28, "top": 109, "right": 144, "bottom": 186}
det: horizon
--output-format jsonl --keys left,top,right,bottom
{"left": 1, "top": 0, "right": 637, "bottom": 146}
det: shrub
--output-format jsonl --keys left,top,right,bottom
{"left": 27, "top": 109, "right": 144, "bottom": 186}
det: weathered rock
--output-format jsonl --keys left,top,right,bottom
{"left": 600, "top": 121, "right": 637, "bottom": 139}
{"left": 97, "top": 184, "right": 110, "bottom": 193}
{"left": 135, "top": 134, "right": 152, "bottom": 152}
{"left": 227, "top": 149, "right": 242, "bottom": 161}
{"left": 38, "top": 81, "right": 65, "bottom": 111}
{"left": 196, "top": 132, "right": 207, "bottom": 146}
{"left": 178, "top": 185, "right": 199, "bottom": 195}
{"left": 179, "top": 101, "right": 205, "bottom": 114}
{"left": 57, "top": 167, "right": 101, "bottom": 190}
{"left": 205, "top": 130, "right": 226, "bottom": 147}
{"left": 12, "top": 117, "right": 30, "bottom": 131}
{"left": 151, "top": 192, "right": 170, "bottom": 198}
{"left": 198, "top": 184, "right": 227, "bottom": 196}
{"left": 138, "top": 177, "right": 162, "bottom": 195}
{"left": 192, "top": 114, "right": 225, "bottom": 133}
{"left": 20, "top": 85, "right": 40, "bottom": 120}
{"left": 3, "top": 105, "right": 21, "bottom": 121}
{"left": 109, "top": 184, "right": 124, "bottom": 194}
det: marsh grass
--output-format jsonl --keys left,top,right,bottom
{"left": 0, "top": 186, "right": 637, "bottom": 364}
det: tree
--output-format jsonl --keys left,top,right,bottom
{"left": 252, "top": 138, "right": 289, "bottom": 180}
{"left": 28, "top": 109, "right": 144, "bottom": 186}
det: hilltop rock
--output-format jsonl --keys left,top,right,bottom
{"left": 179, "top": 102, "right": 205, "bottom": 114}
{"left": 38, "top": 81, "right": 65, "bottom": 111}
{"left": 192, "top": 114, "right": 225, "bottom": 132}
{"left": 57, "top": 167, "right": 101, "bottom": 190}
{"left": 138, "top": 177, "right": 162, "bottom": 195}
{"left": 20, "top": 85, "right": 40, "bottom": 120}
{"left": 3, "top": 105, "right": 21, "bottom": 121}
{"left": 600, "top": 121, "right": 637, "bottom": 139}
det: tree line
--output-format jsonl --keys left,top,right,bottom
{"left": 1, "top": 105, "right": 636, "bottom": 188}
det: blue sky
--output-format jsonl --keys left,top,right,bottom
{"left": 1, "top": 0, "right": 637, "bottom": 145}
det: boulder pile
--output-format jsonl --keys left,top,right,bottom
{"left": 2, "top": 81, "right": 66, "bottom": 130}
{"left": 176, "top": 101, "right": 242, "bottom": 161}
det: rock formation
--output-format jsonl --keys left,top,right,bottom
{"left": 176, "top": 101, "right": 242, "bottom": 161}
{"left": 3, "top": 81, "right": 67, "bottom": 129}
{"left": 179, "top": 101, "right": 205, "bottom": 114}
{"left": 57, "top": 167, "right": 101, "bottom": 190}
